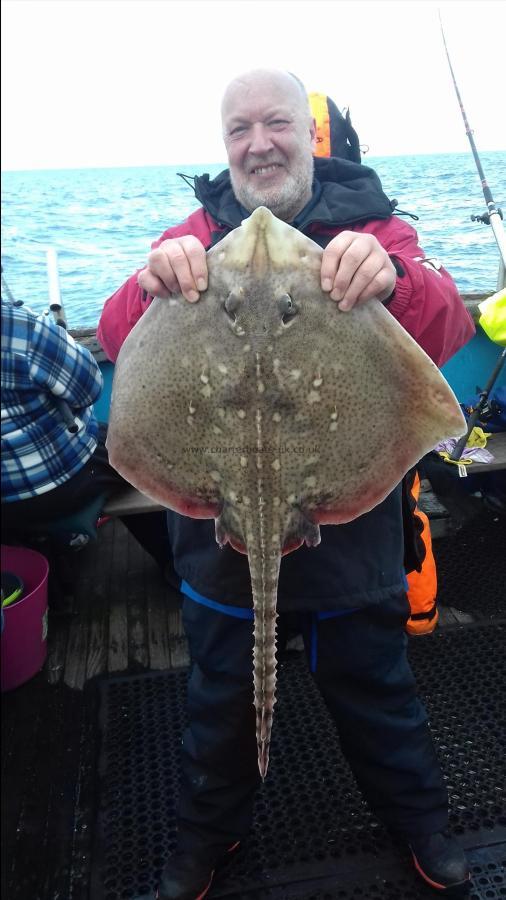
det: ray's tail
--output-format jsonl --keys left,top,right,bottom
{"left": 249, "top": 543, "right": 282, "bottom": 780}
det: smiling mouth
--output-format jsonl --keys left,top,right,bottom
{"left": 250, "top": 163, "right": 283, "bottom": 176}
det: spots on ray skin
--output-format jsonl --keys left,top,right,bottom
{"left": 287, "top": 494, "right": 297, "bottom": 505}
{"left": 217, "top": 408, "right": 226, "bottom": 418}
{"left": 271, "top": 533, "right": 280, "bottom": 543}
{"left": 272, "top": 412, "right": 281, "bottom": 422}
{"left": 154, "top": 453, "right": 174, "bottom": 469}
{"left": 217, "top": 364, "right": 228, "bottom": 375}
{"left": 229, "top": 490, "right": 238, "bottom": 502}
{"left": 200, "top": 373, "right": 209, "bottom": 384}
{"left": 210, "top": 471, "right": 221, "bottom": 482}
{"left": 271, "top": 459, "right": 281, "bottom": 471}
{"left": 188, "top": 400, "right": 196, "bottom": 414}
{"left": 243, "top": 496, "right": 251, "bottom": 506}
{"left": 240, "top": 456, "right": 247, "bottom": 467}
{"left": 304, "top": 476, "right": 317, "bottom": 487}
{"left": 273, "top": 497, "right": 281, "bottom": 507}
{"left": 186, "top": 416, "right": 194, "bottom": 426}
{"left": 200, "top": 384, "right": 212, "bottom": 398}
{"left": 213, "top": 425, "right": 223, "bottom": 435}
{"left": 257, "top": 382, "right": 265, "bottom": 394}
{"left": 290, "top": 369, "right": 302, "bottom": 380}
{"left": 313, "top": 377, "right": 323, "bottom": 388}
{"left": 304, "top": 455, "right": 320, "bottom": 466}
{"left": 329, "top": 422, "right": 338, "bottom": 432}
{"left": 237, "top": 410, "right": 246, "bottom": 419}
{"left": 307, "top": 391, "right": 321, "bottom": 404}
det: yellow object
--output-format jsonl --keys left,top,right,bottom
{"left": 438, "top": 451, "right": 473, "bottom": 467}
{"left": 466, "top": 426, "right": 491, "bottom": 448}
{"left": 439, "top": 426, "right": 491, "bottom": 465}
{"left": 478, "top": 289, "right": 506, "bottom": 346}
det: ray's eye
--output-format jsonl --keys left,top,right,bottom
{"left": 224, "top": 291, "right": 242, "bottom": 323}
{"left": 278, "top": 293, "right": 298, "bottom": 324}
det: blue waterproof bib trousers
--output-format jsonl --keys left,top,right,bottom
{"left": 176, "top": 590, "right": 448, "bottom": 854}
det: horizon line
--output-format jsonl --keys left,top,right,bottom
{"left": 3, "top": 148, "right": 505, "bottom": 175}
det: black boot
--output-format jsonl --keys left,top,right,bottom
{"left": 156, "top": 842, "right": 240, "bottom": 900}
{"left": 409, "top": 831, "right": 471, "bottom": 893}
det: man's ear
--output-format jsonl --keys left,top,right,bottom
{"left": 309, "top": 117, "right": 317, "bottom": 151}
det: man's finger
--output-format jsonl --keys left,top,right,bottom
{"left": 181, "top": 238, "right": 208, "bottom": 292}
{"left": 137, "top": 268, "right": 171, "bottom": 299}
{"left": 159, "top": 244, "right": 199, "bottom": 301}
{"left": 329, "top": 242, "right": 371, "bottom": 301}
{"left": 332, "top": 256, "right": 384, "bottom": 306}
{"left": 339, "top": 263, "right": 394, "bottom": 311}
{"left": 320, "top": 232, "right": 355, "bottom": 291}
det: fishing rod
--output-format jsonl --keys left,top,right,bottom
{"left": 1, "top": 252, "right": 78, "bottom": 433}
{"left": 44, "top": 248, "right": 79, "bottom": 433}
{"left": 439, "top": 12, "right": 506, "bottom": 273}
{"left": 439, "top": 15, "right": 506, "bottom": 462}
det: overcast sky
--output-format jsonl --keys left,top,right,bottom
{"left": 1, "top": 0, "right": 505, "bottom": 171}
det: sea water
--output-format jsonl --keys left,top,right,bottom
{"left": 1, "top": 152, "right": 505, "bottom": 329}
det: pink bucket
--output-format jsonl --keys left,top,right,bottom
{"left": 1, "top": 545, "right": 49, "bottom": 692}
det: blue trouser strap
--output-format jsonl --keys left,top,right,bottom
{"left": 181, "top": 580, "right": 254, "bottom": 619}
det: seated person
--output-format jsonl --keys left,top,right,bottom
{"left": 1, "top": 297, "right": 173, "bottom": 578}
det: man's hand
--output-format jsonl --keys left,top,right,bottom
{"left": 321, "top": 232, "right": 396, "bottom": 311}
{"left": 137, "top": 236, "right": 208, "bottom": 302}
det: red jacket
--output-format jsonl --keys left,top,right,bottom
{"left": 98, "top": 207, "right": 474, "bottom": 366}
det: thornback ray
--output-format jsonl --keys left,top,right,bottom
{"left": 107, "top": 206, "right": 466, "bottom": 779}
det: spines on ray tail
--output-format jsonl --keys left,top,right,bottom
{"left": 248, "top": 533, "right": 282, "bottom": 780}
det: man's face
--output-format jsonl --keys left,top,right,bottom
{"left": 222, "top": 73, "right": 316, "bottom": 222}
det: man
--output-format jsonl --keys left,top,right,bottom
{"left": 98, "top": 70, "right": 475, "bottom": 899}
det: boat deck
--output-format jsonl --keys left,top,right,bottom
{"left": 45, "top": 514, "right": 478, "bottom": 692}
{"left": 45, "top": 518, "right": 188, "bottom": 690}
{"left": 2, "top": 503, "right": 504, "bottom": 899}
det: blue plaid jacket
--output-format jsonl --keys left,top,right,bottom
{"left": 1, "top": 300, "right": 103, "bottom": 502}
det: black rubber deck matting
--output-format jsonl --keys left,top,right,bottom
{"left": 433, "top": 511, "right": 505, "bottom": 621}
{"left": 92, "top": 623, "right": 506, "bottom": 900}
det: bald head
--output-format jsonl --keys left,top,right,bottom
{"left": 221, "top": 69, "right": 311, "bottom": 120}
{"left": 221, "top": 69, "right": 316, "bottom": 222}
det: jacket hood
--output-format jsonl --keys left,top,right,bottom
{"left": 187, "top": 156, "right": 394, "bottom": 232}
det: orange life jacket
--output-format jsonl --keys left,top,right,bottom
{"left": 404, "top": 470, "right": 438, "bottom": 635}
{"left": 308, "top": 92, "right": 361, "bottom": 163}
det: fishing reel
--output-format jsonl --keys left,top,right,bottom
{"left": 471, "top": 208, "right": 503, "bottom": 225}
